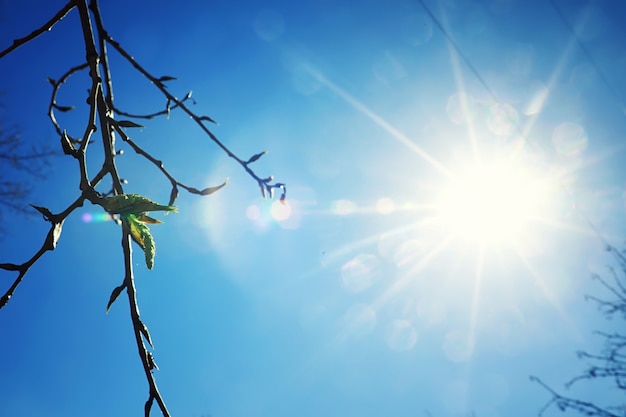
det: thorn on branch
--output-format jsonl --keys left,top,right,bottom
{"left": 168, "top": 186, "right": 179, "bottom": 207}
{"left": 60, "top": 130, "right": 77, "bottom": 156}
{"left": 147, "top": 351, "right": 159, "bottom": 371}
{"left": 29, "top": 204, "right": 53, "bottom": 221}
{"left": 117, "top": 120, "right": 145, "bottom": 128}
{"left": 198, "top": 115, "right": 217, "bottom": 125}
{"left": 246, "top": 150, "right": 267, "bottom": 165}
{"left": 0, "top": 263, "right": 21, "bottom": 271}
{"left": 106, "top": 284, "right": 126, "bottom": 313}
{"left": 0, "top": 294, "right": 11, "bottom": 309}
{"left": 52, "top": 103, "right": 75, "bottom": 112}
{"left": 187, "top": 179, "right": 229, "bottom": 196}
{"left": 144, "top": 395, "right": 154, "bottom": 417}
{"left": 140, "top": 321, "right": 154, "bottom": 349}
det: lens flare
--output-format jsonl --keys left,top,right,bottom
{"left": 81, "top": 212, "right": 113, "bottom": 223}
{"left": 435, "top": 153, "right": 556, "bottom": 246}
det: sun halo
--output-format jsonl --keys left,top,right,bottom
{"left": 435, "top": 153, "right": 555, "bottom": 247}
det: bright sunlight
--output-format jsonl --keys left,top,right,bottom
{"left": 436, "top": 151, "right": 556, "bottom": 246}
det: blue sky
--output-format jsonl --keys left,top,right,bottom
{"left": 1, "top": 0, "right": 626, "bottom": 416}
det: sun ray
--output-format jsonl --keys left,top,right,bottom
{"left": 520, "top": 11, "right": 579, "bottom": 142}
{"left": 557, "top": 142, "right": 626, "bottom": 181}
{"left": 530, "top": 216, "right": 626, "bottom": 248}
{"left": 374, "top": 233, "right": 455, "bottom": 309}
{"left": 467, "top": 246, "right": 486, "bottom": 360}
{"left": 515, "top": 248, "right": 585, "bottom": 341}
{"left": 321, "top": 214, "right": 437, "bottom": 263}
{"left": 418, "top": 0, "right": 501, "bottom": 108}
{"left": 305, "top": 65, "right": 454, "bottom": 179}
{"left": 439, "top": 4, "right": 481, "bottom": 164}
{"left": 549, "top": 0, "right": 626, "bottom": 113}
{"left": 295, "top": 11, "right": 621, "bottom": 363}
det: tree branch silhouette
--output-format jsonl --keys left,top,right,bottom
{"left": 0, "top": 1, "right": 286, "bottom": 415}
{"left": 532, "top": 244, "right": 626, "bottom": 417}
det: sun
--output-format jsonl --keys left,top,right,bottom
{"left": 435, "top": 152, "right": 555, "bottom": 246}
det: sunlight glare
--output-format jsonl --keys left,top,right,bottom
{"left": 376, "top": 197, "right": 395, "bottom": 214}
{"left": 332, "top": 199, "right": 357, "bottom": 215}
{"left": 82, "top": 212, "right": 113, "bottom": 223}
{"left": 436, "top": 155, "right": 554, "bottom": 246}
{"left": 246, "top": 204, "right": 261, "bottom": 220}
{"left": 270, "top": 200, "right": 291, "bottom": 221}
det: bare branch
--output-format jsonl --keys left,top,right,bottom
{"left": 0, "top": 1, "right": 76, "bottom": 59}
{"left": 533, "top": 243, "right": 626, "bottom": 416}
{"left": 47, "top": 62, "right": 89, "bottom": 137}
{"left": 1, "top": 0, "right": 286, "bottom": 415}
{"left": 101, "top": 30, "right": 287, "bottom": 201}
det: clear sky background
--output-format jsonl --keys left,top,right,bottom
{"left": 1, "top": 0, "right": 626, "bottom": 416}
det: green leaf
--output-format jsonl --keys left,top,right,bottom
{"left": 103, "top": 194, "right": 177, "bottom": 215}
{"left": 108, "top": 195, "right": 175, "bottom": 270}
{"left": 135, "top": 213, "right": 162, "bottom": 224}
{"left": 143, "top": 230, "right": 156, "bottom": 270}
{"left": 124, "top": 214, "right": 156, "bottom": 269}
{"left": 126, "top": 214, "right": 148, "bottom": 249}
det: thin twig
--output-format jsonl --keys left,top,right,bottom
{"left": 121, "top": 224, "right": 171, "bottom": 417}
{"left": 47, "top": 62, "right": 89, "bottom": 137}
{"left": 533, "top": 243, "right": 626, "bottom": 417}
{"left": 111, "top": 121, "right": 228, "bottom": 203}
{"left": 88, "top": 0, "right": 115, "bottom": 109}
{"left": 2, "top": 0, "right": 285, "bottom": 415}
{"left": 0, "top": 2, "right": 76, "bottom": 58}
{"left": 101, "top": 30, "right": 286, "bottom": 201}
{"left": 111, "top": 94, "right": 195, "bottom": 120}
{"left": 76, "top": 1, "right": 173, "bottom": 414}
